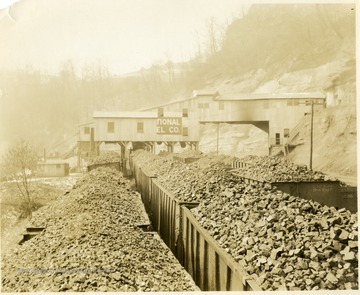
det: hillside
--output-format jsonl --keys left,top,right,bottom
{"left": 201, "top": 4, "right": 355, "bottom": 89}
{"left": 0, "top": 3, "right": 356, "bottom": 182}
{"left": 194, "top": 4, "right": 356, "bottom": 183}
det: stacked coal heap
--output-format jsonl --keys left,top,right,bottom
{"left": 234, "top": 155, "right": 337, "bottom": 182}
{"left": 88, "top": 151, "right": 121, "bottom": 166}
{"left": 132, "top": 151, "right": 358, "bottom": 291}
{"left": 1, "top": 168, "right": 198, "bottom": 292}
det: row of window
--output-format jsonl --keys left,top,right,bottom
{"left": 158, "top": 108, "right": 189, "bottom": 117}
{"left": 198, "top": 101, "right": 225, "bottom": 110}
{"left": 106, "top": 122, "right": 189, "bottom": 136}
{"left": 157, "top": 101, "right": 225, "bottom": 116}
{"left": 274, "top": 129, "right": 290, "bottom": 144}
{"left": 198, "top": 103, "right": 210, "bottom": 109}
{"left": 287, "top": 99, "right": 324, "bottom": 106}
{"left": 88, "top": 99, "right": 322, "bottom": 136}
{"left": 158, "top": 99, "right": 323, "bottom": 113}
{"left": 263, "top": 99, "right": 324, "bottom": 109}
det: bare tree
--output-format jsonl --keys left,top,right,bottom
{"left": 206, "top": 17, "right": 219, "bottom": 56}
{"left": 1, "top": 140, "right": 38, "bottom": 219}
{"left": 165, "top": 60, "right": 175, "bottom": 85}
{"left": 316, "top": 4, "right": 343, "bottom": 40}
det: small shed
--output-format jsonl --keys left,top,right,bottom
{"left": 36, "top": 161, "right": 70, "bottom": 177}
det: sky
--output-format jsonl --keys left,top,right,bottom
{"left": 1, "top": 0, "right": 355, "bottom": 76}
{"left": 0, "top": 0, "right": 19, "bottom": 9}
{"left": 0, "top": 0, "right": 250, "bottom": 75}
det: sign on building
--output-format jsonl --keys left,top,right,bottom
{"left": 156, "top": 118, "right": 182, "bottom": 134}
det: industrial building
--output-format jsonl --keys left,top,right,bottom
{"left": 77, "top": 110, "right": 198, "bottom": 160}
{"left": 141, "top": 90, "right": 326, "bottom": 155}
{"left": 77, "top": 90, "right": 326, "bottom": 159}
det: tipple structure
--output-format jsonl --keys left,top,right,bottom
{"left": 77, "top": 120, "right": 99, "bottom": 160}
{"left": 92, "top": 111, "right": 199, "bottom": 157}
{"left": 142, "top": 90, "right": 326, "bottom": 155}
{"left": 77, "top": 90, "right": 327, "bottom": 158}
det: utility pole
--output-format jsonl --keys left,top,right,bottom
{"left": 77, "top": 127, "right": 81, "bottom": 172}
{"left": 310, "top": 101, "right": 314, "bottom": 170}
{"left": 216, "top": 123, "right": 219, "bottom": 155}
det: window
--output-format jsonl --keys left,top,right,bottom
{"left": 137, "top": 122, "right": 144, "bottom": 133}
{"left": 275, "top": 133, "right": 281, "bottom": 145}
{"left": 284, "top": 128, "right": 289, "bottom": 138}
{"left": 56, "top": 164, "right": 61, "bottom": 169}
{"left": 198, "top": 103, "right": 210, "bottom": 109}
{"left": 158, "top": 108, "right": 164, "bottom": 117}
{"left": 219, "top": 101, "right": 224, "bottom": 110}
{"left": 183, "top": 127, "right": 188, "bottom": 136}
{"left": 84, "top": 127, "right": 90, "bottom": 134}
{"left": 182, "top": 108, "right": 188, "bottom": 117}
{"left": 293, "top": 100, "right": 299, "bottom": 106}
{"left": 305, "top": 100, "right": 312, "bottom": 106}
{"left": 287, "top": 100, "right": 293, "bottom": 106}
{"left": 108, "top": 122, "right": 115, "bottom": 133}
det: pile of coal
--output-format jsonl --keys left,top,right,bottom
{"left": 233, "top": 155, "right": 337, "bottom": 182}
{"left": 192, "top": 185, "right": 358, "bottom": 291}
{"left": 88, "top": 151, "right": 121, "bottom": 165}
{"left": 1, "top": 168, "right": 198, "bottom": 292}
{"left": 132, "top": 151, "right": 358, "bottom": 291}
{"left": 132, "top": 150, "right": 234, "bottom": 203}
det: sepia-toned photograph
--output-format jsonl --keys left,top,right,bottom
{"left": 0, "top": 0, "right": 357, "bottom": 292}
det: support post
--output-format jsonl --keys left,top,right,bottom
{"left": 89, "top": 128, "right": 95, "bottom": 159}
{"left": 118, "top": 142, "right": 126, "bottom": 161}
{"left": 216, "top": 123, "right": 219, "bottom": 155}
{"left": 96, "top": 142, "right": 101, "bottom": 156}
{"left": 77, "top": 129, "right": 81, "bottom": 172}
{"left": 310, "top": 101, "right": 314, "bottom": 170}
{"left": 194, "top": 142, "right": 199, "bottom": 151}
{"left": 166, "top": 142, "right": 175, "bottom": 153}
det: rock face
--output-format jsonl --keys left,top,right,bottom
{"left": 1, "top": 168, "right": 198, "bottom": 292}
{"left": 132, "top": 151, "right": 358, "bottom": 291}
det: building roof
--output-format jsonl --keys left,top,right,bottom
{"left": 76, "top": 120, "right": 94, "bottom": 127}
{"left": 93, "top": 111, "right": 158, "bottom": 119}
{"left": 217, "top": 92, "right": 326, "bottom": 101}
{"left": 38, "top": 160, "right": 68, "bottom": 165}
{"left": 191, "top": 89, "right": 219, "bottom": 97}
{"left": 139, "top": 91, "right": 326, "bottom": 111}
{"left": 138, "top": 97, "right": 195, "bottom": 111}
